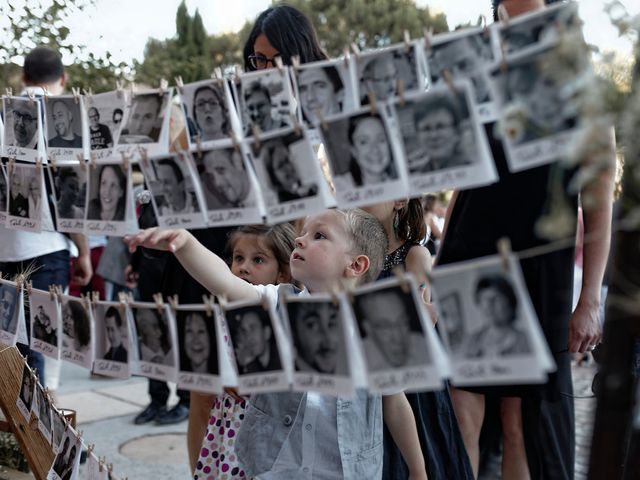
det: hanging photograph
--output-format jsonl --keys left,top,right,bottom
{"left": 6, "top": 162, "right": 44, "bottom": 232}
{"left": 119, "top": 90, "right": 171, "bottom": 145}
{"left": 92, "top": 302, "right": 130, "bottom": 378}
{"left": 487, "top": 41, "right": 587, "bottom": 172}
{"left": 0, "top": 279, "right": 20, "bottom": 346}
{"left": 248, "top": 127, "right": 333, "bottom": 223}
{"left": 2, "top": 96, "right": 44, "bottom": 162}
{"left": 52, "top": 162, "right": 88, "bottom": 233}
{"left": 34, "top": 384, "right": 53, "bottom": 443}
{"left": 292, "top": 58, "right": 358, "bottom": 129}
{"left": 16, "top": 363, "right": 35, "bottom": 421}
{"left": 44, "top": 95, "right": 86, "bottom": 160}
{"left": 47, "top": 426, "right": 82, "bottom": 480}
{"left": 425, "top": 27, "right": 497, "bottom": 122}
{"left": 282, "top": 294, "right": 354, "bottom": 395}
{"left": 392, "top": 81, "right": 497, "bottom": 194}
{"left": 321, "top": 107, "right": 408, "bottom": 209}
{"left": 85, "top": 89, "right": 128, "bottom": 160}
{"left": 193, "top": 144, "right": 264, "bottom": 226}
{"left": 51, "top": 408, "right": 66, "bottom": 451}
{"left": 176, "top": 306, "right": 222, "bottom": 393}
{"left": 60, "top": 295, "right": 93, "bottom": 369}
{"left": 238, "top": 68, "right": 294, "bottom": 136}
{"left": 351, "top": 276, "right": 447, "bottom": 393}
{"left": 431, "top": 254, "right": 555, "bottom": 386}
{"left": 139, "top": 152, "right": 207, "bottom": 229}
{"left": 356, "top": 41, "right": 425, "bottom": 106}
{"left": 223, "top": 299, "right": 288, "bottom": 394}
{"left": 29, "top": 287, "right": 61, "bottom": 359}
{"left": 0, "top": 164, "right": 7, "bottom": 226}
{"left": 130, "top": 303, "right": 178, "bottom": 382}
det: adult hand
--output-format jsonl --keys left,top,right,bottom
{"left": 72, "top": 253, "right": 93, "bottom": 287}
{"left": 124, "top": 264, "right": 139, "bottom": 290}
{"left": 124, "top": 227, "right": 190, "bottom": 254}
{"left": 568, "top": 300, "right": 602, "bottom": 354}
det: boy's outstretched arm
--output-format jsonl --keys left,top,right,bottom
{"left": 383, "top": 393, "right": 428, "bottom": 480}
{"left": 125, "top": 227, "right": 261, "bottom": 302}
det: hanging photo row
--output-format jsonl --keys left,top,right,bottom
{"left": 0, "top": 1, "right": 589, "bottom": 235}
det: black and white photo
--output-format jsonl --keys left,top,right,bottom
{"left": 48, "top": 427, "right": 81, "bottom": 480}
{"left": 53, "top": 164, "right": 88, "bottom": 232}
{"left": 0, "top": 165, "right": 8, "bottom": 221}
{"left": 120, "top": 91, "right": 171, "bottom": 144}
{"left": 35, "top": 384, "right": 53, "bottom": 441}
{"left": 3, "top": 96, "right": 42, "bottom": 161}
{"left": 46, "top": 96, "right": 84, "bottom": 152}
{"left": 294, "top": 59, "right": 356, "bottom": 128}
{"left": 17, "top": 363, "right": 35, "bottom": 420}
{"left": 131, "top": 304, "right": 178, "bottom": 382}
{"left": 0, "top": 280, "right": 19, "bottom": 338}
{"left": 30, "top": 288, "right": 60, "bottom": 358}
{"left": 92, "top": 302, "right": 130, "bottom": 378}
{"left": 85, "top": 162, "right": 133, "bottom": 235}
{"left": 181, "top": 80, "right": 233, "bottom": 147}
{"left": 140, "top": 153, "right": 206, "bottom": 228}
{"left": 239, "top": 70, "right": 293, "bottom": 135}
{"left": 51, "top": 408, "right": 65, "bottom": 451}
{"left": 85, "top": 90, "right": 127, "bottom": 157}
{"left": 7, "top": 163, "right": 44, "bottom": 230}
{"left": 321, "top": 108, "right": 408, "bottom": 208}
{"left": 61, "top": 296, "right": 93, "bottom": 369}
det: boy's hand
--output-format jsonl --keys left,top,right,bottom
{"left": 124, "top": 227, "right": 190, "bottom": 254}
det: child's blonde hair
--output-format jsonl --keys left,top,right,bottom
{"left": 227, "top": 224, "right": 297, "bottom": 282}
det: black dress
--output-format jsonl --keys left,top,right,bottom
{"left": 437, "top": 124, "right": 578, "bottom": 479}
{"left": 380, "top": 242, "right": 474, "bottom": 480}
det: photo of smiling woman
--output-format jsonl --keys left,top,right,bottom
{"left": 87, "top": 164, "right": 127, "bottom": 222}
{"left": 178, "top": 311, "right": 218, "bottom": 375}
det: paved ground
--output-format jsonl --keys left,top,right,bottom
{"left": 1, "top": 360, "right": 598, "bottom": 480}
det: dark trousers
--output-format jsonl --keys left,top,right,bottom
{"left": 149, "top": 379, "right": 189, "bottom": 407}
{"left": 1, "top": 249, "right": 71, "bottom": 384}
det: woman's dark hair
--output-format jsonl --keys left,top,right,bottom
{"left": 396, "top": 199, "right": 426, "bottom": 243}
{"left": 178, "top": 311, "right": 218, "bottom": 374}
{"left": 68, "top": 300, "right": 91, "bottom": 347}
{"left": 347, "top": 114, "right": 396, "bottom": 187}
{"left": 474, "top": 275, "right": 518, "bottom": 322}
{"left": 193, "top": 84, "right": 229, "bottom": 137}
{"left": 97, "top": 164, "right": 127, "bottom": 217}
{"left": 243, "top": 5, "right": 328, "bottom": 71}
{"left": 105, "top": 306, "right": 123, "bottom": 327}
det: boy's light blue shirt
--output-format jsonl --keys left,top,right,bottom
{"left": 236, "top": 284, "right": 383, "bottom": 479}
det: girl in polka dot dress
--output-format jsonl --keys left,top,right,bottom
{"left": 194, "top": 224, "right": 296, "bottom": 480}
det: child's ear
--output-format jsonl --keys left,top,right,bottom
{"left": 345, "top": 254, "right": 370, "bottom": 280}
{"left": 276, "top": 267, "right": 291, "bottom": 285}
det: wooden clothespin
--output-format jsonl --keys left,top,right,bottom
{"left": 82, "top": 88, "right": 93, "bottom": 99}
{"left": 77, "top": 430, "right": 84, "bottom": 443}
{"left": 27, "top": 90, "right": 36, "bottom": 103}
{"left": 168, "top": 295, "right": 179, "bottom": 311}
{"left": 35, "top": 157, "right": 43, "bottom": 172}
{"left": 440, "top": 68, "right": 458, "bottom": 95}
{"left": 291, "top": 55, "right": 301, "bottom": 69}
{"left": 480, "top": 14, "right": 491, "bottom": 37}
{"left": 90, "top": 152, "right": 98, "bottom": 170}
{"left": 91, "top": 291, "right": 100, "bottom": 304}
{"left": 230, "top": 131, "right": 241, "bottom": 153}
{"left": 290, "top": 113, "right": 301, "bottom": 136}
{"left": 367, "top": 91, "right": 378, "bottom": 115}
{"left": 497, "top": 237, "right": 512, "bottom": 272}
{"left": 423, "top": 27, "right": 433, "bottom": 51}
{"left": 203, "top": 295, "right": 215, "bottom": 316}
{"left": 72, "top": 87, "right": 81, "bottom": 104}
{"left": 120, "top": 151, "right": 130, "bottom": 171}
{"left": 251, "top": 125, "right": 262, "bottom": 151}
{"left": 396, "top": 78, "right": 406, "bottom": 107}
{"left": 195, "top": 134, "right": 204, "bottom": 160}
{"left": 315, "top": 108, "right": 328, "bottom": 132}
{"left": 5, "top": 88, "right": 12, "bottom": 103}
{"left": 107, "top": 463, "right": 114, "bottom": 474}
{"left": 26, "top": 281, "right": 33, "bottom": 296}
{"left": 152, "top": 293, "right": 165, "bottom": 313}
{"left": 274, "top": 56, "right": 285, "bottom": 75}
{"left": 350, "top": 42, "right": 361, "bottom": 56}
{"left": 98, "top": 456, "right": 105, "bottom": 472}
{"left": 42, "top": 85, "right": 51, "bottom": 103}
{"left": 48, "top": 285, "right": 56, "bottom": 301}
{"left": 261, "top": 294, "right": 270, "bottom": 312}
{"left": 87, "top": 444, "right": 95, "bottom": 456}
{"left": 342, "top": 47, "right": 351, "bottom": 68}
{"left": 497, "top": 2, "right": 510, "bottom": 25}
{"left": 159, "top": 78, "right": 169, "bottom": 96}
{"left": 403, "top": 30, "right": 412, "bottom": 52}
{"left": 7, "top": 157, "right": 16, "bottom": 175}
{"left": 392, "top": 267, "right": 411, "bottom": 294}
{"left": 139, "top": 146, "right": 150, "bottom": 168}
{"left": 175, "top": 76, "right": 184, "bottom": 94}
{"left": 212, "top": 67, "right": 223, "bottom": 82}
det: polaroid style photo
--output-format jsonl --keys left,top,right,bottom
{"left": 238, "top": 68, "right": 295, "bottom": 137}
{"left": 16, "top": 363, "right": 36, "bottom": 421}
{"left": 247, "top": 127, "right": 333, "bottom": 223}
{"left": 51, "top": 162, "right": 89, "bottom": 233}
{"left": 281, "top": 294, "right": 355, "bottom": 396}
{"left": 431, "top": 254, "right": 555, "bottom": 387}
{"left": 350, "top": 276, "right": 447, "bottom": 393}
{"left": 356, "top": 41, "right": 426, "bottom": 107}
{"left": 29, "top": 287, "right": 61, "bottom": 359}
{"left": 47, "top": 426, "right": 82, "bottom": 480}
{"left": 85, "top": 90, "right": 128, "bottom": 160}
{"left": 493, "top": 1, "right": 581, "bottom": 57}
{"left": 129, "top": 303, "right": 179, "bottom": 382}
{"left": 85, "top": 160, "right": 137, "bottom": 236}
{"left": 180, "top": 79, "right": 238, "bottom": 150}
{"left": 391, "top": 80, "right": 497, "bottom": 195}
{"left": 2, "top": 96, "right": 45, "bottom": 162}
{"left": 51, "top": 408, "right": 66, "bottom": 452}
{"left": 92, "top": 302, "right": 130, "bottom": 379}
{"left": 320, "top": 106, "right": 409, "bottom": 209}
{"left": 60, "top": 295, "right": 94, "bottom": 369}
{"left": 292, "top": 58, "right": 359, "bottom": 129}
{"left": 223, "top": 298, "right": 289, "bottom": 394}
{"left": 175, "top": 306, "right": 222, "bottom": 394}
{"left": 487, "top": 41, "right": 586, "bottom": 172}
{"left": 85, "top": 452, "right": 109, "bottom": 480}
{"left": 34, "top": 384, "right": 53, "bottom": 443}
{"left": 140, "top": 152, "right": 207, "bottom": 229}
{"left": 0, "top": 164, "right": 8, "bottom": 225}
{"left": 6, "top": 162, "right": 45, "bottom": 232}
{"left": 425, "top": 27, "right": 497, "bottom": 122}
{"left": 192, "top": 143, "right": 265, "bottom": 227}
{"left": 0, "top": 279, "right": 20, "bottom": 345}
{"left": 44, "top": 95, "right": 87, "bottom": 160}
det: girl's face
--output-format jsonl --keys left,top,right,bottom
{"left": 99, "top": 166, "right": 123, "bottom": 217}
{"left": 350, "top": 117, "right": 391, "bottom": 177}
{"left": 231, "top": 234, "right": 288, "bottom": 286}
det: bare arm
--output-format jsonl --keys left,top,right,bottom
{"left": 69, "top": 233, "right": 92, "bottom": 286}
{"left": 569, "top": 128, "right": 615, "bottom": 353}
{"left": 383, "top": 393, "right": 427, "bottom": 480}
{"left": 125, "top": 228, "right": 260, "bottom": 302}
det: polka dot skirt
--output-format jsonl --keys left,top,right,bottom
{"left": 193, "top": 393, "right": 249, "bottom": 480}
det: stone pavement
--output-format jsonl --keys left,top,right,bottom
{"left": 1, "top": 360, "right": 598, "bottom": 480}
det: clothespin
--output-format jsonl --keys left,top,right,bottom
{"left": 497, "top": 237, "right": 512, "bottom": 272}
{"left": 42, "top": 85, "right": 51, "bottom": 103}
{"left": 82, "top": 88, "right": 93, "bottom": 98}
{"left": 29, "top": 415, "right": 40, "bottom": 431}
{"left": 152, "top": 293, "right": 165, "bottom": 313}
{"left": 35, "top": 157, "right": 43, "bottom": 172}
{"left": 290, "top": 113, "right": 301, "bottom": 136}
{"left": 139, "top": 146, "right": 150, "bottom": 168}
{"left": 120, "top": 151, "right": 130, "bottom": 171}
{"left": 203, "top": 295, "right": 215, "bottom": 316}
{"left": 350, "top": 42, "right": 361, "bottom": 56}
{"left": 392, "top": 267, "right": 411, "bottom": 294}
{"left": 90, "top": 152, "right": 98, "bottom": 170}
{"left": 116, "top": 80, "right": 125, "bottom": 100}
{"left": 440, "top": 68, "right": 458, "bottom": 95}
{"left": 499, "top": 38, "right": 509, "bottom": 75}
{"left": 423, "top": 27, "right": 433, "bottom": 51}
{"left": 315, "top": 108, "right": 328, "bottom": 131}
{"left": 107, "top": 463, "right": 114, "bottom": 474}
{"left": 195, "top": 134, "right": 204, "bottom": 160}
{"left": 342, "top": 47, "right": 351, "bottom": 68}
{"left": 174, "top": 76, "right": 184, "bottom": 95}
{"left": 480, "top": 14, "right": 491, "bottom": 38}
{"left": 367, "top": 91, "right": 378, "bottom": 115}
{"left": 8, "top": 157, "right": 16, "bottom": 175}
{"left": 98, "top": 456, "right": 105, "bottom": 472}
{"left": 27, "top": 90, "right": 36, "bottom": 103}
{"left": 159, "top": 78, "right": 169, "bottom": 95}
{"left": 396, "top": 79, "right": 406, "bottom": 107}
{"left": 91, "top": 291, "right": 100, "bottom": 304}
{"left": 72, "top": 87, "right": 81, "bottom": 104}
{"left": 87, "top": 444, "right": 95, "bottom": 456}
{"left": 230, "top": 131, "right": 241, "bottom": 153}
{"left": 48, "top": 285, "right": 56, "bottom": 301}
{"left": 15, "top": 273, "right": 25, "bottom": 292}
{"left": 168, "top": 295, "right": 179, "bottom": 311}
{"left": 74, "top": 154, "right": 86, "bottom": 171}
{"left": 251, "top": 125, "right": 262, "bottom": 150}
{"left": 212, "top": 67, "right": 223, "bottom": 81}
{"left": 5, "top": 88, "right": 12, "bottom": 103}
{"left": 77, "top": 430, "right": 84, "bottom": 443}
{"left": 291, "top": 55, "right": 301, "bottom": 69}
{"left": 497, "top": 3, "right": 510, "bottom": 25}
{"left": 274, "top": 56, "right": 285, "bottom": 75}
{"left": 403, "top": 30, "right": 412, "bottom": 52}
